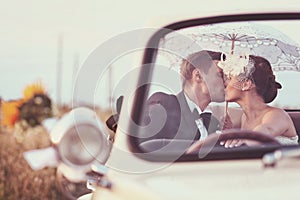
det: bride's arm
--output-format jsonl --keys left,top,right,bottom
{"left": 253, "top": 107, "right": 289, "bottom": 137}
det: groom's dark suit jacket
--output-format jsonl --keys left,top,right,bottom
{"left": 139, "top": 91, "right": 220, "bottom": 144}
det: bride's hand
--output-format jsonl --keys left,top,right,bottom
{"left": 220, "top": 139, "right": 261, "bottom": 148}
{"left": 220, "top": 139, "right": 244, "bottom": 148}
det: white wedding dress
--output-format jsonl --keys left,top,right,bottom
{"left": 275, "top": 135, "right": 299, "bottom": 145}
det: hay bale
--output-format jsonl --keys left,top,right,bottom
{"left": 0, "top": 126, "right": 68, "bottom": 200}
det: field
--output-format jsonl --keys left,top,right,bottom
{"left": 0, "top": 125, "right": 68, "bottom": 200}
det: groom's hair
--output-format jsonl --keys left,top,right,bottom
{"left": 180, "top": 50, "right": 222, "bottom": 86}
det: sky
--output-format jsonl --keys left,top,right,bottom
{"left": 1, "top": 0, "right": 300, "bottom": 109}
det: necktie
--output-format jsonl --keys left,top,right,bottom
{"left": 199, "top": 112, "right": 212, "bottom": 130}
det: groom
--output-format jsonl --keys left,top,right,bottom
{"left": 140, "top": 50, "right": 226, "bottom": 145}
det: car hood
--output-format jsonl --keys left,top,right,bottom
{"left": 90, "top": 157, "right": 300, "bottom": 200}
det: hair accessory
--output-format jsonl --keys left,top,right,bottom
{"left": 218, "top": 53, "right": 255, "bottom": 81}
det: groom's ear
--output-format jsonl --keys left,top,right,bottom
{"left": 192, "top": 69, "right": 202, "bottom": 82}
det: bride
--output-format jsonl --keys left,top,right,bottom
{"left": 218, "top": 53, "right": 298, "bottom": 147}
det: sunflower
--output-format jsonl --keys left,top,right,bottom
{"left": 23, "top": 81, "right": 47, "bottom": 101}
{"left": 1, "top": 81, "right": 52, "bottom": 129}
{"left": 1, "top": 99, "right": 24, "bottom": 128}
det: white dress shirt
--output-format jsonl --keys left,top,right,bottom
{"left": 184, "top": 93, "right": 212, "bottom": 141}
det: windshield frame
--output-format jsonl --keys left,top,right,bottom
{"left": 128, "top": 12, "right": 300, "bottom": 162}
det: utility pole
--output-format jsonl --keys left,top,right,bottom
{"left": 72, "top": 53, "right": 79, "bottom": 106}
{"left": 56, "top": 34, "right": 63, "bottom": 107}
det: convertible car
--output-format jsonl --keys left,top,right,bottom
{"left": 70, "top": 11, "right": 300, "bottom": 200}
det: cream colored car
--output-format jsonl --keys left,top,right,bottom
{"left": 77, "top": 11, "right": 300, "bottom": 200}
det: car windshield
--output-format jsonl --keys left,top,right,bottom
{"left": 155, "top": 21, "right": 300, "bottom": 109}
{"left": 131, "top": 19, "right": 300, "bottom": 160}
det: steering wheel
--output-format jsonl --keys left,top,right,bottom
{"left": 186, "top": 129, "right": 280, "bottom": 154}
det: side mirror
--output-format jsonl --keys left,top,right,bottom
{"left": 106, "top": 96, "right": 124, "bottom": 133}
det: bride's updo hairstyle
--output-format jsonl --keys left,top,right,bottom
{"left": 250, "top": 55, "right": 282, "bottom": 103}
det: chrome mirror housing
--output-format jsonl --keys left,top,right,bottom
{"left": 51, "top": 107, "right": 113, "bottom": 199}
{"left": 50, "top": 107, "right": 112, "bottom": 180}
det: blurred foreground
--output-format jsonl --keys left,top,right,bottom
{"left": 0, "top": 126, "right": 67, "bottom": 199}
{"left": 0, "top": 107, "right": 112, "bottom": 199}
{"left": 0, "top": 81, "right": 114, "bottom": 199}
